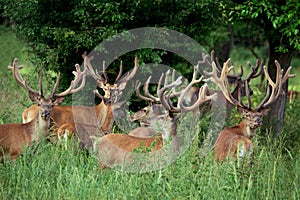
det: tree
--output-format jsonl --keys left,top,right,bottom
{"left": 2, "top": 0, "right": 226, "bottom": 87}
{"left": 221, "top": 0, "right": 300, "bottom": 136}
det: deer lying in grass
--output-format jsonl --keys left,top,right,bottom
{"left": 56, "top": 53, "right": 138, "bottom": 141}
{"left": 204, "top": 58, "right": 295, "bottom": 163}
{"left": 0, "top": 58, "right": 83, "bottom": 161}
{"left": 90, "top": 64, "right": 216, "bottom": 169}
{"left": 128, "top": 72, "right": 169, "bottom": 138}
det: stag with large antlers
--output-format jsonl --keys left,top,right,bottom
{"left": 187, "top": 51, "right": 263, "bottom": 118}
{"left": 0, "top": 58, "right": 84, "bottom": 161}
{"left": 21, "top": 62, "right": 87, "bottom": 125}
{"left": 56, "top": 53, "right": 138, "bottom": 141}
{"left": 90, "top": 64, "right": 216, "bottom": 169}
{"left": 204, "top": 59, "right": 295, "bottom": 163}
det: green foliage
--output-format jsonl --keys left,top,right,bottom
{"left": 0, "top": 26, "right": 31, "bottom": 123}
{"left": 2, "top": 0, "right": 228, "bottom": 89}
{"left": 223, "top": 0, "right": 300, "bottom": 52}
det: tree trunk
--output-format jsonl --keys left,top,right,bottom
{"left": 262, "top": 45, "right": 294, "bottom": 137}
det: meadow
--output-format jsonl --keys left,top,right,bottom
{"left": 0, "top": 26, "right": 300, "bottom": 199}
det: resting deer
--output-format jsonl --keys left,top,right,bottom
{"left": 0, "top": 58, "right": 83, "bottom": 161}
{"left": 56, "top": 53, "right": 138, "bottom": 140}
{"left": 128, "top": 70, "right": 171, "bottom": 138}
{"left": 204, "top": 59, "right": 295, "bottom": 163}
{"left": 90, "top": 64, "right": 216, "bottom": 169}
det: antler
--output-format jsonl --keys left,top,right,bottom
{"left": 54, "top": 63, "right": 87, "bottom": 98}
{"left": 11, "top": 58, "right": 87, "bottom": 99}
{"left": 256, "top": 60, "right": 295, "bottom": 110}
{"left": 203, "top": 59, "right": 245, "bottom": 108}
{"left": 11, "top": 58, "right": 43, "bottom": 96}
{"left": 205, "top": 58, "right": 295, "bottom": 111}
{"left": 164, "top": 63, "right": 216, "bottom": 113}
{"left": 135, "top": 68, "right": 184, "bottom": 104}
{"left": 209, "top": 50, "right": 244, "bottom": 84}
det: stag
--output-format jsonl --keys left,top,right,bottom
{"left": 190, "top": 51, "right": 263, "bottom": 118}
{"left": 90, "top": 64, "right": 216, "bottom": 169}
{"left": 0, "top": 58, "right": 84, "bottom": 161}
{"left": 56, "top": 53, "right": 138, "bottom": 141}
{"left": 21, "top": 62, "right": 87, "bottom": 128}
{"left": 204, "top": 58, "right": 295, "bottom": 163}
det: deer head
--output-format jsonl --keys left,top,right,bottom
{"left": 11, "top": 58, "right": 87, "bottom": 122}
{"left": 82, "top": 52, "right": 138, "bottom": 104}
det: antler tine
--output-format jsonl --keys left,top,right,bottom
{"left": 12, "top": 58, "right": 39, "bottom": 95}
{"left": 282, "top": 65, "right": 296, "bottom": 82}
{"left": 169, "top": 69, "right": 183, "bottom": 98}
{"left": 135, "top": 81, "right": 154, "bottom": 102}
{"left": 102, "top": 61, "right": 109, "bottom": 83}
{"left": 116, "top": 55, "right": 139, "bottom": 84}
{"left": 244, "top": 80, "right": 252, "bottom": 109}
{"left": 158, "top": 76, "right": 183, "bottom": 112}
{"left": 54, "top": 63, "right": 87, "bottom": 98}
{"left": 114, "top": 60, "right": 123, "bottom": 83}
{"left": 39, "top": 71, "right": 44, "bottom": 97}
{"left": 93, "top": 89, "right": 104, "bottom": 100}
{"left": 50, "top": 73, "right": 60, "bottom": 98}
{"left": 164, "top": 70, "right": 171, "bottom": 87}
{"left": 144, "top": 75, "right": 160, "bottom": 102}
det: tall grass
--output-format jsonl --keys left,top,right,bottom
{"left": 0, "top": 111, "right": 299, "bottom": 200}
{"left": 0, "top": 26, "right": 299, "bottom": 199}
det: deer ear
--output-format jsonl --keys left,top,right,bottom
{"left": 53, "top": 96, "right": 65, "bottom": 105}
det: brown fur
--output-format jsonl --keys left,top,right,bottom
{"left": 214, "top": 120, "right": 252, "bottom": 162}
{"left": 23, "top": 101, "right": 111, "bottom": 136}
{"left": 0, "top": 100, "right": 54, "bottom": 161}
{"left": 214, "top": 108, "right": 268, "bottom": 163}
{"left": 0, "top": 122, "right": 36, "bottom": 160}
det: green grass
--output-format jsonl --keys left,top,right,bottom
{"left": 0, "top": 111, "right": 299, "bottom": 199}
{"left": 0, "top": 26, "right": 300, "bottom": 199}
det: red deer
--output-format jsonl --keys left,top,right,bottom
{"left": 205, "top": 58, "right": 295, "bottom": 163}
{"left": 0, "top": 58, "right": 84, "bottom": 161}
{"left": 56, "top": 53, "right": 138, "bottom": 147}
{"left": 91, "top": 64, "right": 216, "bottom": 170}
{"left": 22, "top": 53, "right": 137, "bottom": 139}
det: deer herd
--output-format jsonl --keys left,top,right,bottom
{"left": 0, "top": 51, "right": 295, "bottom": 169}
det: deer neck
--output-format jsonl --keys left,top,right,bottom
{"left": 150, "top": 117, "right": 177, "bottom": 146}
{"left": 100, "top": 103, "right": 114, "bottom": 134}
{"left": 31, "top": 114, "right": 50, "bottom": 142}
{"left": 239, "top": 119, "right": 256, "bottom": 138}
{"left": 96, "top": 101, "right": 108, "bottom": 127}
